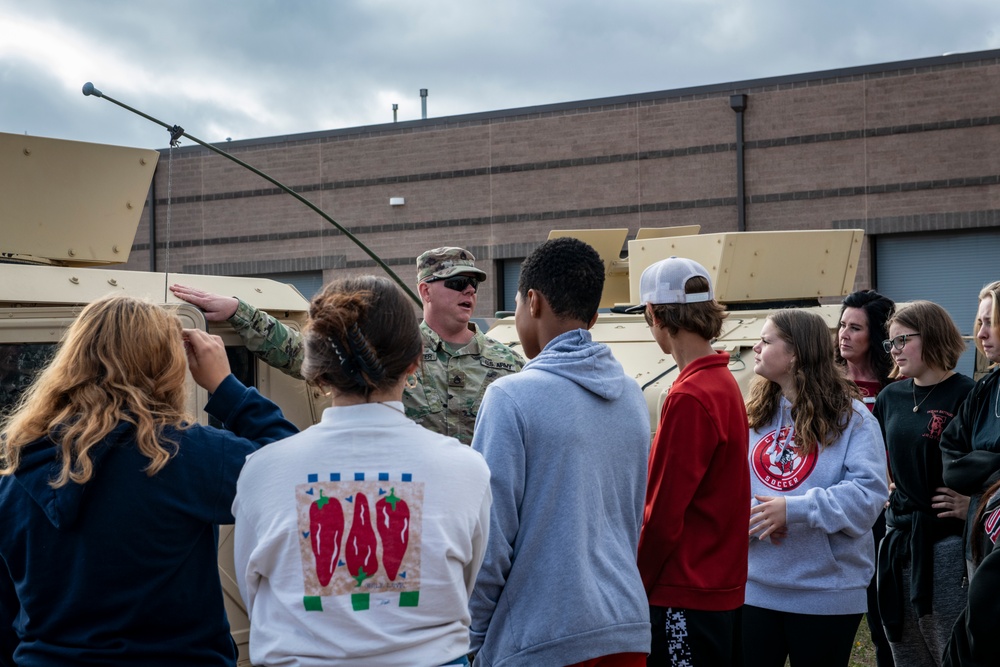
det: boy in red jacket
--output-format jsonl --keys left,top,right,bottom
{"left": 633, "top": 256, "right": 750, "bottom": 666}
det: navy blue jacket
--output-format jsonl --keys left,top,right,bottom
{"left": 0, "top": 375, "right": 298, "bottom": 666}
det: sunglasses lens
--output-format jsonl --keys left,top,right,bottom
{"left": 442, "top": 277, "right": 478, "bottom": 292}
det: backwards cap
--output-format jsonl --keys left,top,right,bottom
{"left": 625, "top": 256, "right": 714, "bottom": 312}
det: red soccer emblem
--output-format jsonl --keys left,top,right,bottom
{"left": 751, "top": 426, "right": 818, "bottom": 492}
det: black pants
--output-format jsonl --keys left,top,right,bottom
{"left": 648, "top": 605, "right": 742, "bottom": 666}
{"left": 742, "top": 605, "right": 862, "bottom": 667}
{"left": 867, "top": 509, "right": 895, "bottom": 667}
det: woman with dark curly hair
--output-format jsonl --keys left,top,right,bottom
{"left": 837, "top": 289, "right": 896, "bottom": 409}
{"left": 743, "top": 309, "right": 889, "bottom": 667}
{"left": 836, "top": 289, "right": 897, "bottom": 667}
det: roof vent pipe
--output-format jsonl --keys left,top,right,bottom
{"left": 392, "top": 103, "right": 398, "bottom": 123}
{"left": 420, "top": 89, "right": 428, "bottom": 119}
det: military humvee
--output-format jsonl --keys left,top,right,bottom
{"left": 0, "top": 131, "right": 324, "bottom": 664}
{"left": 487, "top": 226, "right": 866, "bottom": 434}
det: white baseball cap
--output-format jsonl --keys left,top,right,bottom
{"left": 625, "top": 256, "right": 714, "bottom": 312}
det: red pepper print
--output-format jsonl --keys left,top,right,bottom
{"left": 309, "top": 490, "right": 344, "bottom": 587}
{"left": 346, "top": 492, "right": 379, "bottom": 586}
{"left": 376, "top": 488, "right": 410, "bottom": 581}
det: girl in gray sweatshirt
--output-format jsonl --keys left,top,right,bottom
{"left": 743, "top": 310, "right": 889, "bottom": 667}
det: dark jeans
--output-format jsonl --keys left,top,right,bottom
{"left": 649, "top": 605, "right": 743, "bottom": 666}
{"left": 742, "top": 605, "right": 862, "bottom": 667}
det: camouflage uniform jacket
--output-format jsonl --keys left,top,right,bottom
{"left": 226, "top": 298, "right": 524, "bottom": 444}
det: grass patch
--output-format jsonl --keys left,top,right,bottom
{"left": 850, "top": 615, "right": 878, "bottom": 667}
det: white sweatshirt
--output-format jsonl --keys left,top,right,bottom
{"left": 233, "top": 402, "right": 492, "bottom": 667}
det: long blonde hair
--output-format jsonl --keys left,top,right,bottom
{"left": 976, "top": 281, "right": 1000, "bottom": 360}
{"left": 0, "top": 295, "right": 191, "bottom": 487}
{"left": 746, "top": 309, "right": 860, "bottom": 456}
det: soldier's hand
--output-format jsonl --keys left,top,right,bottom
{"left": 170, "top": 284, "right": 239, "bottom": 322}
{"left": 183, "top": 328, "right": 231, "bottom": 393}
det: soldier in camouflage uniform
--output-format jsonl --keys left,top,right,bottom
{"left": 169, "top": 247, "right": 523, "bottom": 445}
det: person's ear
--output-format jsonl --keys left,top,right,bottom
{"left": 417, "top": 281, "right": 432, "bottom": 304}
{"left": 527, "top": 289, "right": 542, "bottom": 319}
{"left": 586, "top": 311, "right": 599, "bottom": 329}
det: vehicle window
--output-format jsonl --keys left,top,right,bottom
{"left": 0, "top": 343, "right": 57, "bottom": 414}
{"left": 0, "top": 343, "right": 257, "bottom": 422}
{"left": 207, "top": 346, "right": 257, "bottom": 429}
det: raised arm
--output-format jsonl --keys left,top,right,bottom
{"left": 171, "top": 284, "right": 305, "bottom": 380}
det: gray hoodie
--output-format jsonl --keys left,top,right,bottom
{"left": 469, "top": 329, "right": 651, "bottom": 667}
{"left": 746, "top": 397, "right": 889, "bottom": 615}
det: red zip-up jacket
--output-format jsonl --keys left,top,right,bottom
{"left": 637, "top": 351, "right": 750, "bottom": 610}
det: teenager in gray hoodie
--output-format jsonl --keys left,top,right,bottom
{"left": 743, "top": 309, "right": 889, "bottom": 667}
{"left": 469, "top": 238, "right": 652, "bottom": 667}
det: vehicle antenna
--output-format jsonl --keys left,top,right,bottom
{"left": 81, "top": 82, "right": 420, "bottom": 306}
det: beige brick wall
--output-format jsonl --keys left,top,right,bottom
{"left": 128, "top": 51, "right": 1000, "bottom": 319}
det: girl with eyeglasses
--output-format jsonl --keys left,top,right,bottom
{"left": 872, "top": 301, "right": 973, "bottom": 667}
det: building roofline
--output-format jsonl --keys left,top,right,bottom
{"left": 163, "top": 48, "right": 1000, "bottom": 155}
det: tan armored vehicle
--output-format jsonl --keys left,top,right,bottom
{"left": 0, "top": 131, "right": 321, "bottom": 664}
{"left": 487, "top": 227, "right": 865, "bottom": 434}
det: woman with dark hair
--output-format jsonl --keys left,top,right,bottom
{"left": 232, "top": 276, "right": 491, "bottom": 667}
{"left": 836, "top": 289, "right": 896, "bottom": 667}
{"left": 874, "top": 301, "right": 973, "bottom": 667}
{"left": 0, "top": 295, "right": 297, "bottom": 666}
{"left": 743, "top": 309, "right": 889, "bottom": 667}
{"left": 837, "top": 289, "right": 896, "bottom": 408}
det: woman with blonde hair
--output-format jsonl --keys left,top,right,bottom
{"left": 743, "top": 309, "right": 889, "bottom": 667}
{"left": 232, "top": 276, "right": 491, "bottom": 667}
{"left": 873, "top": 301, "right": 973, "bottom": 667}
{"left": 0, "top": 294, "right": 297, "bottom": 666}
{"left": 941, "top": 281, "right": 1000, "bottom": 566}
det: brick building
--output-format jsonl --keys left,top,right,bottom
{"left": 130, "top": 48, "right": 1000, "bottom": 335}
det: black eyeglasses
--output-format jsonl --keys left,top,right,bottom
{"left": 882, "top": 333, "right": 920, "bottom": 353}
{"left": 431, "top": 276, "right": 480, "bottom": 293}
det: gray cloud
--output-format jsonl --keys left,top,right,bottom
{"left": 3, "top": 0, "right": 999, "bottom": 150}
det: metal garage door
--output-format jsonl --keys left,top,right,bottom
{"left": 875, "top": 230, "right": 1000, "bottom": 377}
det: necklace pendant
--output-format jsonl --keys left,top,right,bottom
{"left": 913, "top": 405, "right": 919, "bottom": 413}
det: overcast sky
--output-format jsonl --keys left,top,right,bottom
{"left": 3, "top": 0, "right": 1000, "bottom": 151}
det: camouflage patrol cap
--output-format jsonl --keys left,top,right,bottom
{"left": 416, "top": 247, "right": 487, "bottom": 283}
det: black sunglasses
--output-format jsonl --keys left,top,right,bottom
{"left": 431, "top": 276, "right": 480, "bottom": 293}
